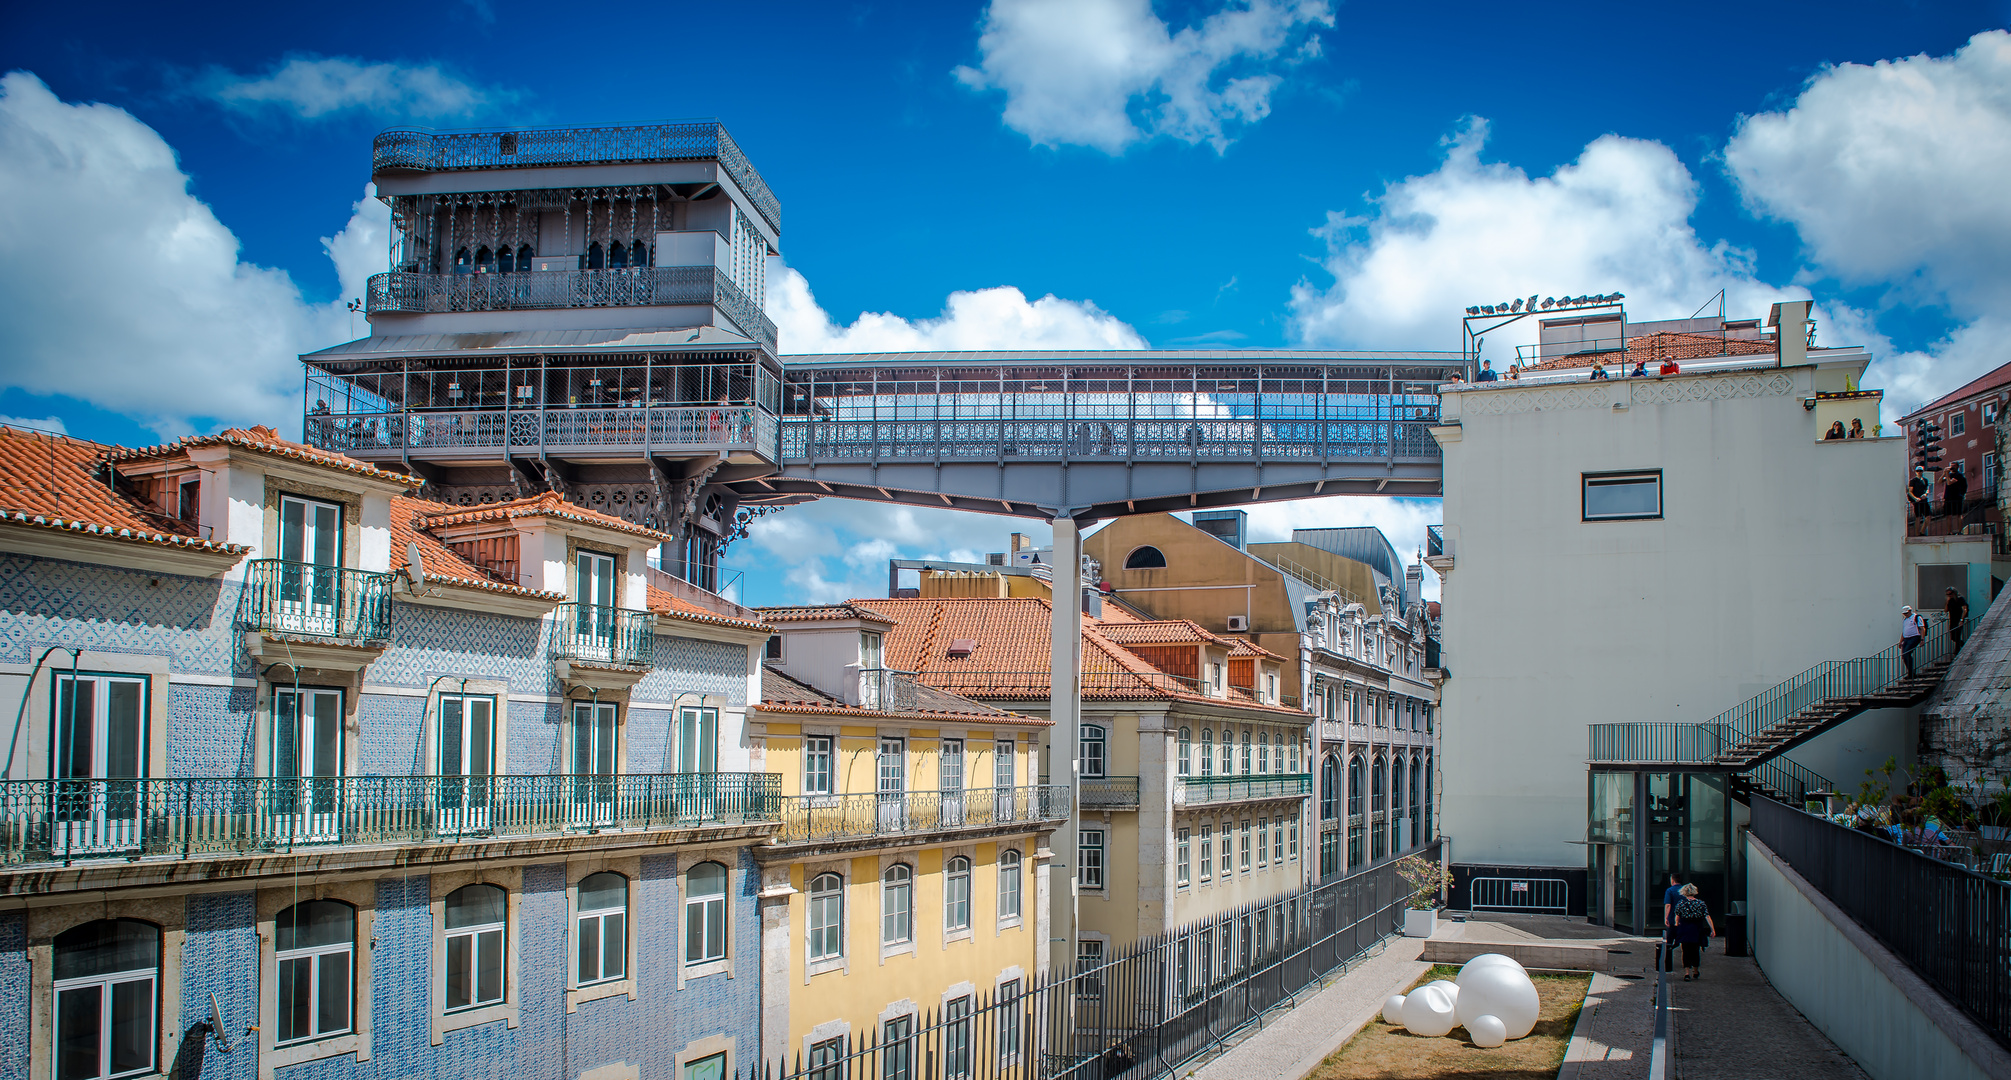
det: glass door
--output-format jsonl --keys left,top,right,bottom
{"left": 569, "top": 702, "right": 618, "bottom": 827}
{"left": 437, "top": 695, "right": 495, "bottom": 835}
{"left": 676, "top": 707, "right": 718, "bottom": 818}
{"left": 940, "top": 738, "right": 964, "bottom": 826}
{"left": 53, "top": 675, "right": 146, "bottom": 856}
{"left": 573, "top": 552, "right": 618, "bottom": 662}
{"left": 877, "top": 737, "right": 905, "bottom": 833}
{"left": 274, "top": 688, "right": 343, "bottom": 844}
{"left": 278, "top": 496, "right": 343, "bottom": 635}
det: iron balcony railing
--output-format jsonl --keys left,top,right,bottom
{"left": 773, "top": 785, "right": 1069, "bottom": 845}
{"left": 917, "top": 669, "right": 1213, "bottom": 699}
{"left": 856, "top": 667, "right": 918, "bottom": 712}
{"left": 553, "top": 603, "right": 656, "bottom": 669}
{"left": 0, "top": 772, "right": 782, "bottom": 865}
{"left": 372, "top": 123, "right": 782, "bottom": 236}
{"left": 1178, "top": 774, "right": 1312, "bottom": 806}
{"left": 779, "top": 418, "right": 1441, "bottom": 465}
{"left": 308, "top": 404, "right": 780, "bottom": 463}
{"left": 364, "top": 267, "right": 777, "bottom": 351}
{"left": 241, "top": 560, "right": 396, "bottom": 640}
{"left": 1426, "top": 524, "right": 1444, "bottom": 558}
{"left": 1079, "top": 776, "right": 1141, "bottom": 809}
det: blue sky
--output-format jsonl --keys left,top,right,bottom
{"left": 3, "top": 0, "right": 2009, "bottom": 605}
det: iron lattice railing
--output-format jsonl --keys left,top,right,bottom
{"left": 1178, "top": 774, "right": 1312, "bottom": 806}
{"left": 773, "top": 786, "right": 1069, "bottom": 844}
{"left": 779, "top": 418, "right": 1441, "bottom": 464}
{"left": 855, "top": 668, "right": 918, "bottom": 712}
{"left": 307, "top": 405, "right": 779, "bottom": 462}
{"left": 241, "top": 560, "right": 396, "bottom": 640}
{"left": 1750, "top": 797, "right": 2011, "bottom": 1047}
{"left": 1080, "top": 776, "right": 1141, "bottom": 809}
{"left": 553, "top": 603, "right": 656, "bottom": 669}
{"left": 372, "top": 123, "right": 782, "bottom": 236}
{"left": 746, "top": 841, "right": 1439, "bottom": 1080}
{"left": 0, "top": 772, "right": 782, "bottom": 865}
{"left": 364, "top": 267, "right": 777, "bottom": 350}
{"left": 916, "top": 670, "right": 1209, "bottom": 699}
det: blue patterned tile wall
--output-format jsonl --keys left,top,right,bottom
{"left": 369, "top": 605, "right": 550, "bottom": 694}
{"left": 510, "top": 701, "right": 565, "bottom": 775}
{"left": 633, "top": 636, "right": 747, "bottom": 708}
{"left": 664, "top": 849, "right": 765, "bottom": 1075}
{"left": 0, "top": 556, "right": 247, "bottom": 675}
{"left": 0, "top": 912, "right": 25, "bottom": 1080}
{"left": 358, "top": 693, "right": 428, "bottom": 775}
{"left": 181, "top": 892, "right": 258, "bottom": 1080}
{"left": 625, "top": 708, "right": 671, "bottom": 774}
{"left": 168, "top": 683, "right": 257, "bottom": 778}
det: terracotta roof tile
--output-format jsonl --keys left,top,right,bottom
{"left": 411, "top": 491, "right": 670, "bottom": 542}
{"left": 109, "top": 425, "right": 421, "bottom": 486}
{"left": 1517, "top": 331, "right": 1779, "bottom": 374}
{"left": 646, "top": 585, "right": 769, "bottom": 632}
{"left": 756, "top": 603, "right": 897, "bottom": 626}
{"left": 1226, "top": 637, "right": 1289, "bottom": 662}
{"left": 1096, "top": 620, "right": 1233, "bottom": 647}
{"left": 0, "top": 426, "right": 249, "bottom": 556}
{"left": 389, "top": 497, "right": 563, "bottom": 600}
{"left": 756, "top": 667, "right": 1047, "bottom": 725}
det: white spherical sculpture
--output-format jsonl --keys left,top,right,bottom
{"left": 1455, "top": 963, "right": 1541, "bottom": 1040}
{"left": 1382, "top": 994, "right": 1407, "bottom": 1026}
{"left": 1467, "top": 1014, "right": 1508, "bottom": 1048}
{"left": 1456, "top": 953, "right": 1526, "bottom": 981}
{"left": 1399, "top": 984, "right": 1459, "bottom": 1037}
{"left": 1422, "top": 979, "right": 1460, "bottom": 1013}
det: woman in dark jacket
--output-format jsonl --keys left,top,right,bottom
{"left": 1674, "top": 883, "right": 1717, "bottom": 981}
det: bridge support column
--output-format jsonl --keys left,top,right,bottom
{"left": 1049, "top": 514, "right": 1083, "bottom": 980}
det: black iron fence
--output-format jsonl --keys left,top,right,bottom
{"left": 747, "top": 842, "right": 1437, "bottom": 1080}
{"left": 1750, "top": 796, "right": 2011, "bottom": 1047}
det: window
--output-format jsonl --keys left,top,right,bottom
{"left": 943, "top": 996, "right": 973, "bottom": 1080}
{"left": 860, "top": 631, "right": 884, "bottom": 669}
{"left": 678, "top": 707, "right": 718, "bottom": 775}
{"left": 1123, "top": 546, "right": 1167, "bottom": 569}
{"left": 573, "top": 549, "right": 616, "bottom": 608}
{"left": 444, "top": 884, "right": 507, "bottom": 1011}
{"left": 1986, "top": 452, "right": 1998, "bottom": 493}
{"left": 53, "top": 919, "right": 159, "bottom": 1080}
{"left": 275, "top": 686, "right": 342, "bottom": 781}
{"left": 945, "top": 857, "right": 972, "bottom": 932}
{"left": 882, "top": 865, "right": 913, "bottom": 945}
{"left": 1288, "top": 818, "right": 1299, "bottom": 860}
{"left": 55, "top": 672, "right": 146, "bottom": 790}
{"left": 809, "top": 1037, "right": 845, "bottom": 1080}
{"left": 570, "top": 700, "right": 617, "bottom": 776}
{"left": 1200, "top": 825, "right": 1213, "bottom": 882}
{"left": 276, "top": 900, "right": 354, "bottom": 1045}
{"left": 1079, "top": 830, "right": 1105, "bottom": 890}
{"left": 1199, "top": 729, "right": 1214, "bottom": 777}
{"left": 682, "top": 863, "right": 726, "bottom": 966}
{"left": 176, "top": 478, "right": 199, "bottom": 525}
{"left": 1218, "top": 734, "right": 1233, "bottom": 777}
{"left": 809, "top": 874, "right": 844, "bottom": 961}
{"left": 1257, "top": 819, "right": 1269, "bottom": 867}
{"left": 1257, "top": 732, "right": 1270, "bottom": 774}
{"left": 764, "top": 634, "right": 784, "bottom": 660}
{"left": 1221, "top": 822, "right": 1234, "bottom": 876}
{"left": 1583, "top": 471, "right": 1663, "bottom": 521}
{"left": 685, "top": 1053, "right": 727, "bottom": 1080}
{"left": 1952, "top": 411, "right": 1966, "bottom": 436}
{"left": 1078, "top": 725, "right": 1106, "bottom": 779}
{"left": 882, "top": 1016, "right": 913, "bottom": 1080}
{"left": 878, "top": 738, "right": 905, "bottom": 793}
{"left": 437, "top": 693, "right": 495, "bottom": 780}
{"left": 1211, "top": 663, "right": 1224, "bottom": 692}
{"left": 1320, "top": 755, "right": 1341, "bottom": 821}
{"left": 1347, "top": 756, "right": 1363, "bottom": 818}
{"left": 998, "top": 848, "right": 1023, "bottom": 921}
{"left": 997, "top": 979, "right": 1022, "bottom": 1060}
{"left": 1240, "top": 820, "right": 1252, "bottom": 871}
{"left": 1266, "top": 672, "right": 1277, "bottom": 703}
{"left": 1290, "top": 734, "right": 1301, "bottom": 774}
{"left": 804, "top": 736, "right": 833, "bottom": 796}
{"left": 1177, "top": 727, "right": 1191, "bottom": 776}
{"left": 941, "top": 739, "right": 964, "bottom": 791}
{"left": 1987, "top": 401, "right": 2000, "bottom": 426}
{"left": 993, "top": 739, "right": 1015, "bottom": 789}
{"left": 1077, "top": 940, "right": 1106, "bottom": 1000}
{"left": 1177, "top": 828, "right": 1191, "bottom": 886}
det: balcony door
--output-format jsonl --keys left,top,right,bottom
{"left": 437, "top": 694, "right": 495, "bottom": 834}
{"left": 676, "top": 707, "right": 718, "bottom": 818}
{"left": 53, "top": 674, "right": 146, "bottom": 856}
{"left": 569, "top": 701, "right": 618, "bottom": 827}
{"left": 278, "top": 496, "right": 344, "bottom": 636}
{"left": 877, "top": 737, "right": 906, "bottom": 832}
{"left": 274, "top": 688, "right": 344, "bottom": 844}
{"left": 573, "top": 552, "right": 618, "bottom": 661}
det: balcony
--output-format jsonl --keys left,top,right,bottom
{"left": 1178, "top": 774, "right": 1312, "bottom": 807}
{"left": 0, "top": 772, "right": 782, "bottom": 866}
{"left": 772, "top": 785, "right": 1069, "bottom": 846}
{"left": 241, "top": 560, "right": 396, "bottom": 641}
{"left": 308, "top": 404, "right": 780, "bottom": 465}
{"left": 365, "top": 267, "right": 777, "bottom": 351}
{"left": 1080, "top": 776, "right": 1140, "bottom": 810}
{"left": 855, "top": 667, "right": 918, "bottom": 711}
{"left": 553, "top": 603, "right": 656, "bottom": 670}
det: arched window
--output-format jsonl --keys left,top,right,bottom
{"left": 808, "top": 874, "right": 844, "bottom": 961}
{"left": 444, "top": 884, "right": 507, "bottom": 1011}
{"left": 1410, "top": 758, "right": 1424, "bottom": 838}
{"left": 998, "top": 849, "right": 1023, "bottom": 921}
{"left": 54, "top": 919, "right": 160, "bottom": 1079}
{"left": 277, "top": 900, "right": 355, "bottom": 1044}
{"left": 1257, "top": 731, "right": 1270, "bottom": 775}
{"left": 882, "top": 865, "right": 913, "bottom": 945}
{"left": 1423, "top": 755, "right": 1433, "bottom": 841}
{"left": 454, "top": 247, "right": 471, "bottom": 273}
{"left": 1078, "top": 724, "right": 1106, "bottom": 779}
{"left": 517, "top": 243, "right": 534, "bottom": 271}
{"left": 630, "top": 239, "right": 649, "bottom": 268}
{"left": 1290, "top": 734, "right": 1301, "bottom": 775}
{"left": 1347, "top": 756, "right": 1364, "bottom": 818}
{"left": 684, "top": 862, "right": 727, "bottom": 966}
{"left": 584, "top": 241, "right": 604, "bottom": 270}
{"left": 1177, "top": 727, "right": 1192, "bottom": 776}
{"left": 1123, "top": 546, "right": 1167, "bottom": 570}
{"left": 608, "top": 240, "right": 629, "bottom": 268}
{"left": 1372, "top": 758, "right": 1387, "bottom": 813}
{"left": 497, "top": 245, "right": 515, "bottom": 272}
{"left": 1391, "top": 758, "right": 1407, "bottom": 850}
{"left": 475, "top": 245, "right": 494, "bottom": 272}
{"left": 1319, "top": 754, "right": 1341, "bottom": 821}
{"left": 945, "top": 856, "right": 972, "bottom": 932}
{"left": 1219, "top": 734, "right": 1234, "bottom": 778}
{"left": 577, "top": 872, "right": 628, "bottom": 982}
{"left": 1239, "top": 730, "right": 1251, "bottom": 775}
{"left": 1199, "top": 729, "right": 1214, "bottom": 777}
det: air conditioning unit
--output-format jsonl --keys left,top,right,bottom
{"left": 1226, "top": 615, "right": 1249, "bottom": 632}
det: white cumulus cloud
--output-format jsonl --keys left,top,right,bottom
{"left": 1724, "top": 31, "right": 2011, "bottom": 316}
{"left": 954, "top": 0, "right": 1333, "bottom": 153}
{"left": 0, "top": 71, "right": 385, "bottom": 435}
{"left": 200, "top": 55, "right": 511, "bottom": 121}
{"left": 0, "top": 415, "right": 66, "bottom": 435}
{"left": 768, "top": 265, "right": 1147, "bottom": 353}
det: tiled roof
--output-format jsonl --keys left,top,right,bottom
{"left": 1095, "top": 620, "right": 1233, "bottom": 647}
{"left": 1226, "top": 637, "right": 1289, "bottom": 662}
{"left": 109, "top": 425, "right": 422, "bottom": 486}
{"left": 412, "top": 491, "right": 671, "bottom": 542}
{"left": 0, "top": 426, "right": 248, "bottom": 556}
{"left": 756, "top": 603, "right": 897, "bottom": 626}
{"left": 756, "top": 668, "right": 1046, "bottom": 725}
{"left": 390, "top": 497, "right": 563, "bottom": 600}
{"left": 646, "top": 585, "right": 770, "bottom": 632}
{"left": 1901, "top": 359, "right": 2011, "bottom": 422}
{"left": 1519, "top": 331, "right": 1779, "bottom": 374}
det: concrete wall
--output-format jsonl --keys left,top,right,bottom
{"left": 1437, "top": 362, "right": 1908, "bottom": 870}
{"left": 1749, "top": 836, "right": 2011, "bottom": 1080}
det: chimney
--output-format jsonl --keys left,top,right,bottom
{"left": 1770, "top": 299, "right": 1812, "bottom": 367}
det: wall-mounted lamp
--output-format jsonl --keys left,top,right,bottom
{"left": 1802, "top": 397, "right": 1817, "bottom": 411}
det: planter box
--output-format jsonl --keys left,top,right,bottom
{"left": 1404, "top": 908, "right": 1438, "bottom": 938}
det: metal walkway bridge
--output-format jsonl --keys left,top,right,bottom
{"left": 747, "top": 349, "right": 1461, "bottom": 520}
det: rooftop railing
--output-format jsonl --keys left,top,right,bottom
{"left": 0, "top": 772, "right": 782, "bottom": 865}
{"left": 918, "top": 669, "right": 1216, "bottom": 699}
{"left": 372, "top": 123, "right": 781, "bottom": 235}
{"left": 1178, "top": 774, "right": 1312, "bottom": 806}
{"left": 772, "top": 785, "right": 1069, "bottom": 845}
{"left": 779, "top": 418, "right": 1441, "bottom": 465}
{"left": 553, "top": 603, "right": 656, "bottom": 669}
{"left": 307, "top": 404, "right": 780, "bottom": 463}
{"left": 1080, "top": 776, "right": 1141, "bottom": 809}
{"left": 364, "top": 267, "right": 777, "bottom": 351}
{"left": 856, "top": 667, "right": 918, "bottom": 712}
{"left": 241, "top": 560, "right": 396, "bottom": 641}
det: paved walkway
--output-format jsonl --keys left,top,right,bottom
{"left": 1190, "top": 936, "right": 1428, "bottom": 1080}
{"left": 1669, "top": 955, "right": 1869, "bottom": 1080}
{"left": 1556, "top": 969, "right": 1657, "bottom": 1080}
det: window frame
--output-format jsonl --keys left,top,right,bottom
{"left": 1953, "top": 411, "right": 1967, "bottom": 436}
{"left": 274, "top": 899, "right": 356, "bottom": 1047}
{"left": 804, "top": 735, "right": 834, "bottom": 796}
{"left": 442, "top": 883, "right": 509, "bottom": 1015}
{"left": 683, "top": 862, "right": 728, "bottom": 969}
{"left": 1199, "top": 824, "right": 1213, "bottom": 882}
{"left": 997, "top": 848, "right": 1023, "bottom": 924}
{"left": 1123, "top": 545, "right": 1168, "bottom": 570}
{"left": 944, "top": 856, "right": 973, "bottom": 934}
{"left": 807, "top": 873, "right": 846, "bottom": 967}
{"left": 1079, "top": 829, "right": 1106, "bottom": 890}
{"left": 50, "top": 918, "right": 162, "bottom": 1080}
{"left": 881, "top": 864, "right": 914, "bottom": 947}
{"left": 1582, "top": 470, "right": 1664, "bottom": 522}
{"left": 1177, "top": 727, "right": 1191, "bottom": 777}
{"left": 1176, "top": 827, "right": 1191, "bottom": 888}
{"left": 1078, "top": 724, "right": 1107, "bottom": 779}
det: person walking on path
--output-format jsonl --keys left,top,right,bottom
{"left": 1673, "top": 884, "right": 1716, "bottom": 981}
{"left": 1947, "top": 587, "right": 1971, "bottom": 649}
{"left": 1661, "top": 871, "right": 1684, "bottom": 973}
{"left": 1901, "top": 606, "right": 1925, "bottom": 676}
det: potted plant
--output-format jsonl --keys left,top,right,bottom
{"left": 1396, "top": 854, "right": 1453, "bottom": 937}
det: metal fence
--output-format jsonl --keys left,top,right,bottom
{"left": 1468, "top": 876, "right": 1569, "bottom": 915}
{"left": 0, "top": 772, "right": 782, "bottom": 865}
{"left": 1177, "top": 775, "right": 1312, "bottom": 807}
{"left": 553, "top": 603, "right": 656, "bottom": 669}
{"left": 240, "top": 560, "right": 396, "bottom": 641}
{"left": 778, "top": 418, "right": 1441, "bottom": 464}
{"left": 364, "top": 266, "right": 777, "bottom": 350}
{"left": 773, "top": 786, "right": 1069, "bottom": 845}
{"left": 1080, "top": 777, "right": 1141, "bottom": 810}
{"left": 1750, "top": 796, "right": 2011, "bottom": 1047}
{"left": 308, "top": 404, "right": 781, "bottom": 463}
{"left": 746, "top": 843, "right": 1437, "bottom": 1080}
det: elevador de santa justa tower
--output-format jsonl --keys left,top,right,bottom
{"left": 302, "top": 122, "right": 785, "bottom": 591}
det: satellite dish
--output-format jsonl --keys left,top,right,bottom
{"left": 406, "top": 541, "right": 426, "bottom": 590}
{"left": 208, "top": 991, "right": 233, "bottom": 1052}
